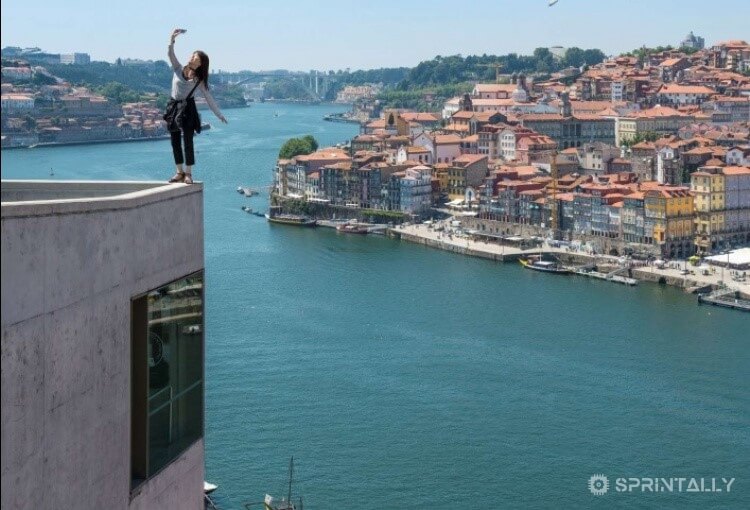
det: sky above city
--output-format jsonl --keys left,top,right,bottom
{"left": 2, "top": 0, "right": 749, "bottom": 72}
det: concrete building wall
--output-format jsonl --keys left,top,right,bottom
{"left": 1, "top": 181, "right": 205, "bottom": 510}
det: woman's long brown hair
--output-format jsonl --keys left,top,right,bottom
{"left": 194, "top": 50, "right": 209, "bottom": 87}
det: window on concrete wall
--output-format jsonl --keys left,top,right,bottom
{"left": 131, "top": 271, "right": 204, "bottom": 489}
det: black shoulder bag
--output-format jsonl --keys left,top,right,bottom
{"left": 163, "top": 80, "right": 202, "bottom": 133}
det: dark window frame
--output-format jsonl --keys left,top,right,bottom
{"left": 130, "top": 270, "right": 205, "bottom": 495}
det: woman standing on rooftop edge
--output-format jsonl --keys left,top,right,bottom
{"left": 166, "top": 28, "right": 227, "bottom": 184}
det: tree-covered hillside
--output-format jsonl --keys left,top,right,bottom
{"left": 45, "top": 61, "right": 172, "bottom": 93}
{"left": 396, "top": 47, "right": 606, "bottom": 89}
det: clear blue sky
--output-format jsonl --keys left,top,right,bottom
{"left": 2, "top": 0, "right": 748, "bottom": 72}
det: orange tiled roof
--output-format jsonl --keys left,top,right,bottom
{"left": 722, "top": 166, "right": 750, "bottom": 175}
{"left": 659, "top": 57, "right": 685, "bottom": 67}
{"left": 657, "top": 84, "right": 715, "bottom": 95}
{"left": 295, "top": 148, "right": 351, "bottom": 162}
{"left": 452, "top": 154, "right": 488, "bottom": 165}
{"left": 471, "top": 98, "right": 518, "bottom": 106}
{"left": 474, "top": 84, "right": 517, "bottom": 93}
{"left": 400, "top": 112, "right": 440, "bottom": 122}
{"left": 519, "top": 113, "right": 565, "bottom": 121}
{"left": 433, "top": 134, "right": 463, "bottom": 144}
{"left": 629, "top": 106, "right": 689, "bottom": 118}
{"left": 406, "top": 146, "right": 430, "bottom": 153}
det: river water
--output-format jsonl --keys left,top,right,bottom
{"left": 2, "top": 103, "right": 748, "bottom": 509}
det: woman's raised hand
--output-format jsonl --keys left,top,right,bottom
{"left": 170, "top": 28, "right": 184, "bottom": 44}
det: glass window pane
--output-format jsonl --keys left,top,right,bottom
{"left": 148, "top": 384, "right": 203, "bottom": 475}
{"left": 144, "top": 271, "right": 204, "bottom": 477}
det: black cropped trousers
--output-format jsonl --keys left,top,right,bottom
{"left": 170, "top": 128, "right": 195, "bottom": 166}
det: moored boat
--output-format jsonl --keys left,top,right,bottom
{"left": 336, "top": 222, "right": 368, "bottom": 234}
{"left": 265, "top": 212, "right": 316, "bottom": 227}
{"left": 246, "top": 457, "right": 303, "bottom": 510}
{"left": 520, "top": 257, "right": 571, "bottom": 274}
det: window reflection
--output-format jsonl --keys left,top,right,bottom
{"left": 146, "top": 272, "right": 204, "bottom": 477}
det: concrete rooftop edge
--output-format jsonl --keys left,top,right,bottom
{"left": 1, "top": 180, "right": 203, "bottom": 219}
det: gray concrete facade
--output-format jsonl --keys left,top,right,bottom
{"left": 1, "top": 180, "right": 205, "bottom": 510}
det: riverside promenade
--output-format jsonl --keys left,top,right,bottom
{"left": 392, "top": 222, "right": 750, "bottom": 295}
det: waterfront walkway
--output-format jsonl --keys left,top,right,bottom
{"left": 393, "top": 222, "right": 750, "bottom": 295}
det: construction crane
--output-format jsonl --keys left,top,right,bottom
{"left": 478, "top": 63, "right": 503, "bottom": 83}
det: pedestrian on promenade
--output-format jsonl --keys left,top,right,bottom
{"left": 165, "top": 28, "right": 227, "bottom": 184}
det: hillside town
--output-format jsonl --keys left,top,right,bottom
{"left": 0, "top": 46, "right": 242, "bottom": 148}
{"left": 1, "top": 49, "right": 172, "bottom": 148}
{"left": 1, "top": 87, "right": 170, "bottom": 148}
{"left": 274, "top": 36, "right": 750, "bottom": 258}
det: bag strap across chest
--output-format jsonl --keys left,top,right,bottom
{"left": 186, "top": 80, "right": 200, "bottom": 99}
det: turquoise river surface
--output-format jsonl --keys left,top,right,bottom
{"left": 2, "top": 103, "right": 748, "bottom": 509}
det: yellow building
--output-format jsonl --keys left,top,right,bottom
{"left": 446, "top": 155, "right": 489, "bottom": 201}
{"left": 617, "top": 106, "right": 694, "bottom": 147}
{"left": 691, "top": 166, "right": 726, "bottom": 254}
{"left": 644, "top": 186, "right": 695, "bottom": 258}
{"left": 432, "top": 163, "right": 451, "bottom": 197}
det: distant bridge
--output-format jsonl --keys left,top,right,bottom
{"left": 219, "top": 71, "right": 333, "bottom": 101}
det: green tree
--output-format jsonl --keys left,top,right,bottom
{"left": 302, "top": 135, "right": 318, "bottom": 152}
{"left": 278, "top": 135, "right": 319, "bottom": 159}
{"left": 582, "top": 49, "right": 606, "bottom": 66}
{"left": 622, "top": 131, "right": 660, "bottom": 147}
{"left": 562, "top": 47, "right": 586, "bottom": 68}
{"left": 263, "top": 78, "right": 314, "bottom": 100}
{"left": 32, "top": 72, "right": 57, "bottom": 85}
{"left": 533, "top": 47, "right": 555, "bottom": 73}
{"left": 95, "top": 81, "right": 140, "bottom": 104}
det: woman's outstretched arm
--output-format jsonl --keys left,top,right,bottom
{"left": 167, "top": 29, "right": 183, "bottom": 72}
{"left": 200, "top": 83, "right": 228, "bottom": 124}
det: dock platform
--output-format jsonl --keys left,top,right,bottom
{"left": 571, "top": 269, "right": 638, "bottom": 286}
{"left": 698, "top": 289, "right": 750, "bottom": 312}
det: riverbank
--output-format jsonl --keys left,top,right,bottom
{"left": 392, "top": 222, "right": 750, "bottom": 297}
{"left": 2, "top": 134, "right": 170, "bottom": 150}
{"left": 261, "top": 98, "right": 323, "bottom": 105}
{"left": 323, "top": 113, "right": 363, "bottom": 124}
{"left": 2, "top": 124, "right": 212, "bottom": 150}
{"left": 272, "top": 194, "right": 407, "bottom": 224}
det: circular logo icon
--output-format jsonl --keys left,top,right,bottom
{"left": 588, "top": 474, "right": 609, "bottom": 496}
{"left": 148, "top": 332, "right": 164, "bottom": 367}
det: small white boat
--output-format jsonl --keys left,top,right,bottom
{"left": 204, "top": 481, "right": 218, "bottom": 494}
{"left": 255, "top": 458, "right": 303, "bottom": 510}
